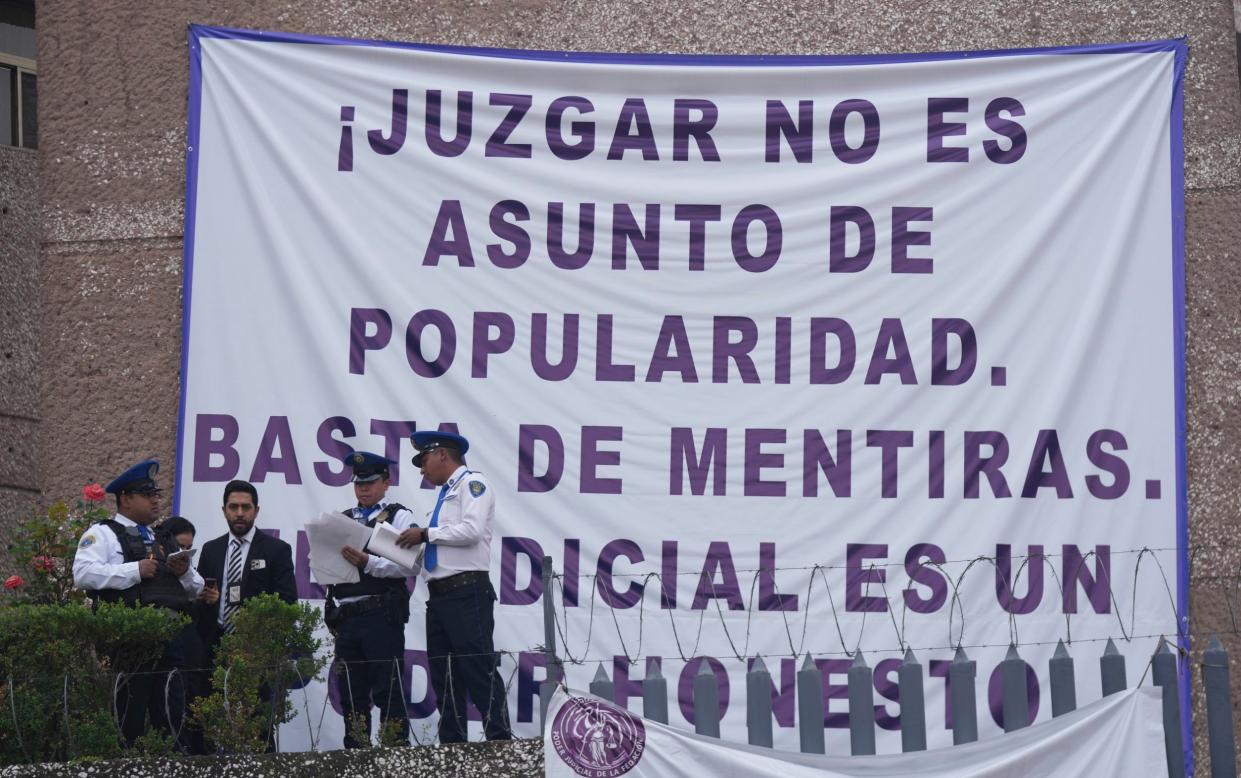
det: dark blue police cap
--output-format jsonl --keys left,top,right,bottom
{"left": 410, "top": 431, "right": 469, "bottom": 467}
{"left": 105, "top": 459, "right": 162, "bottom": 495}
{"left": 348, "top": 451, "right": 395, "bottom": 483}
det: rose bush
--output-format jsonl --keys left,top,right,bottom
{"left": 6, "top": 489, "right": 111, "bottom": 605}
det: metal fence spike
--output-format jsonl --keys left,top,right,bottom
{"left": 746, "top": 657, "right": 774, "bottom": 748}
{"left": 641, "top": 658, "right": 668, "bottom": 724}
{"left": 1151, "top": 638, "right": 1185, "bottom": 778}
{"left": 692, "top": 659, "right": 721, "bottom": 738}
{"left": 1049, "top": 638, "right": 1077, "bottom": 718}
{"left": 1202, "top": 634, "right": 1235, "bottom": 778}
{"left": 848, "top": 650, "right": 876, "bottom": 755}
{"left": 898, "top": 649, "right": 926, "bottom": 752}
{"left": 797, "top": 654, "right": 825, "bottom": 754}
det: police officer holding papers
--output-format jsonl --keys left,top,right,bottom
{"left": 327, "top": 451, "right": 419, "bottom": 747}
{"left": 72, "top": 459, "right": 203, "bottom": 750}
{"left": 396, "top": 431, "right": 512, "bottom": 742}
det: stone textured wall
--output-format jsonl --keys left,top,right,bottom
{"left": 0, "top": 143, "right": 39, "bottom": 573}
{"left": 30, "top": 0, "right": 1241, "bottom": 766}
{"left": 0, "top": 738, "right": 542, "bottom": 778}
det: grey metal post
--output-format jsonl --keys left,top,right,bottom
{"left": 949, "top": 647, "right": 978, "bottom": 745}
{"left": 1100, "top": 637, "right": 1127, "bottom": 697}
{"left": 1152, "top": 638, "right": 1186, "bottom": 778}
{"left": 898, "top": 649, "right": 926, "bottom": 753}
{"left": 1000, "top": 643, "right": 1030, "bottom": 732}
{"left": 848, "top": 652, "right": 876, "bottom": 755}
{"left": 539, "top": 555, "right": 561, "bottom": 731}
{"left": 1203, "top": 635, "right": 1237, "bottom": 778}
{"left": 589, "top": 663, "right": 614, "bottom": 703}
{"left": 797, "top": 654, "right": 826, "bottom": 754}
{"left": 642, "top": 659, "right": 668, "bottom": 724}
{"left": 746, "top": 657, "right": 774, "bottom": 748}
{"left": 1049, "top": 639, "right": 1077, "bottom": 718}
{"left": 693, "top": 660, "right": 721, "bottom": 738}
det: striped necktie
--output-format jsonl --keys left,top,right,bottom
{"left": 222, "top": 537, "right": 244, "bottom": 633}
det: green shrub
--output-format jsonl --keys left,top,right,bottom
{"left": 0, "top": 602, "right": 185, "bottom": 764}
{"left": 191, "top": 594, "right": 326, "bottom": 754}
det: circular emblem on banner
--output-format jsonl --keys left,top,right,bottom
{"left": 551, "top": 696, "right": 646, "bottom": 776}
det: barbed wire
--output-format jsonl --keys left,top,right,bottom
{"left": 544, "top": 544, "right": 1191, "bottom": 667}
{"left": 4, "top": 542, "right": 1237, "bottom": 762}
{"left": 576, "top": 545, "right": 1185, "bottom": 579}
{"left": 0, "top": 628, "right": 1231, "bottom": 765}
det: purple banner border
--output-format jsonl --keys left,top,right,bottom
{"left": 174, "top": 26, "right": 207, "bottom": 516}
{"left": 1167, "top": 38, "right": 1190, "bottom": 778}
{"left": 176, "top": 23, "right": 1191, "bottom": 764}
{"left": 188, "top": 23, "right": 1181, "bottom": 65}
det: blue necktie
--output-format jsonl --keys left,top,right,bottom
{"left": 357, "top": 504, "right": 378, "bottom": 523}
{"left": 425, "top": 484, "right": 449, "bottom": 571}
{"left": 138, "top": 525, "right": 153, "bottom": 543}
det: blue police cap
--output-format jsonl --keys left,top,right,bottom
{"left": 348, "top": 451, "right": 395, "bottom": 483}
{"left": 105, "top": 459, "right": 161, "bottom": 495}
{"left": 410, "top": 431, "right": 469, "bottom": 467}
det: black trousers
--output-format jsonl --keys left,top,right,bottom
{"left": 335, "top": 607, "right": 409, "bottom": 748}
{"left": 117, "top": 621, "right": 192, "bottom": 752}
{"left": 181, "top": 623, "right": 212, "bottom": 755}
{"left": 426, "top": 577, "right": 512, "bottom": 743}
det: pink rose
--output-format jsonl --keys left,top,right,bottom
{"left": 31, "top": 556, "right": 53, "bottom": 573}
{"left": 3, "top": 575, "right": 22, "bottom": 590}
{"left": 82, "top": 483, "right": 106, "bottom": 502}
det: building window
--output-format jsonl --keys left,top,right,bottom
{"left": 0, "top": 0, "right": 35, "bottom": 150}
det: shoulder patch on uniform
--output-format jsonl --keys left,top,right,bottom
{"left": 469, "top": 481, "right": 486, "bottom": 497}
{"left": 79, "top": 534, "right": 97, "bottom": 548}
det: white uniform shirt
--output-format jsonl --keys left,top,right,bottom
{"left": 334, "top": 498, "right": 420, "bottom": 604}
{"left": 73, "top": 513, "right": 204, "bottom": 596}
{"left": 423, "top": 466, "right": 495, "bottom": 581}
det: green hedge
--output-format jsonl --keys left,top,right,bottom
{"left": 0, "top": 602, "right": 184, "bottom": 763}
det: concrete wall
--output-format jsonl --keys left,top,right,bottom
{"left": 0, "top": 142, "right": 39, "bottom": 572}
{"left": 30, "top": 0, "right": 1241, "bottom": 764}
{"left": 0, "top": 738, "right": 541, "bottom": 778}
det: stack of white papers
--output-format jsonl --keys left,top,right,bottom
{"left": 305, "top": 511, "right": 371, "bottom": 585}
{"left": 368, "top": 521, "right": 424, "bottom": 572}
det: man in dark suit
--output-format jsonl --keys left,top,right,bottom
{"left": 195, "top": 479, "right": 298, "bottom": 652}
{"left": 193, "top": 479, "right": 297, "bottom": 751}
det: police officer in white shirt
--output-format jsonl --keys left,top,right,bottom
{"left": 329, "top": 451, "right": 420, "bottom": 748}
{"left": 72, "top": 459, "right": 203, "bottom": 751}
{"left": 397, "top": 431, "right": 512, "bottom": 742}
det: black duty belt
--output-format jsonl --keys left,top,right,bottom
{"left": 427, "top": 571, "right": 490, "bottom": 598}
{"left": 336, "top": 596, "right": 385, "bottom": 620}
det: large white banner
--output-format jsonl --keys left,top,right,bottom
{"left": 544, "top": 686, "right": 1168, "bottom": 777}
{"left": 179, "top": 26, "right": 1187, "bottom": 752}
